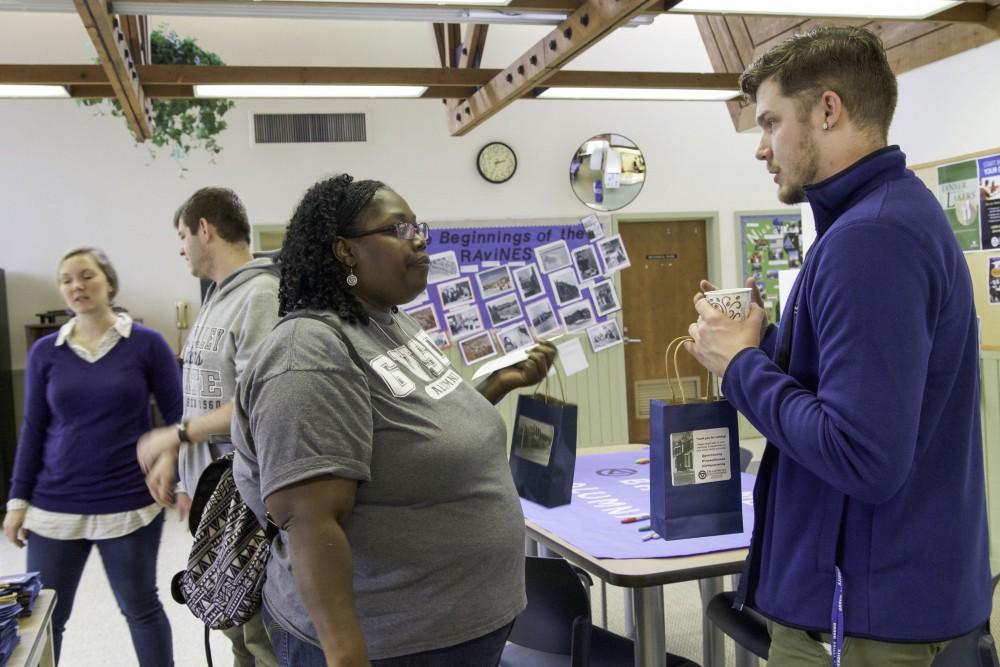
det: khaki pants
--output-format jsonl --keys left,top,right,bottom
{"left": 767, "top": 620, "right": 950, "bottom": 667}
{"left": 222, "top": 610, "right": 279, "bottom": 667}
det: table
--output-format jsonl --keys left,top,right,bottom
{"left": 522, "top": 445, "right": 751, "bottom": 667}
{"left": 6, "top": 589, "right": 56, "bottom": 667}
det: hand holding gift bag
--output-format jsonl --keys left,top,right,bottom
{"left": 649, "top": 336, "right": 743, "bottom": 540}
{"left": 509, "top": 368, "right": 578, "bottom": 508}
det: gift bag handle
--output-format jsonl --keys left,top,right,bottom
{"left": 664, "top": 336, "right": 715, "bottom": 403}
{"left": 533, "top": 353, "right": 567, "bottom": 404}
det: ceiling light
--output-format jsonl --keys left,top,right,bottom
{"left": 537, "top": 87, "right": 739, "bottom": 101}
{"left": 0, "top": 85, "right": 69, "bottom": 98}
{"left": 194, "top": 85, "right": 427, "bottom": 98}
{"left": 673, "top": 0, "right": 961, "bottom": 20}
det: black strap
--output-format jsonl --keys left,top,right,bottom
{"left": 204, "top": 624, "right": 213, "bottom": 667}
{"left": 275, "top": 311, "right": 365, "bottom": 369}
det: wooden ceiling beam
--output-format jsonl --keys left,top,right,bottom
{"left": 448, "top": 0, "right": 679, "bottom": 136}
{"left": 73, "top": 0, "right": 151, "bottom": 139}
{"left": 69, "top": 84, "right": 195, "bottom": 98}
{"left": 4, "top": 64, "right": 737, "bottom": 90}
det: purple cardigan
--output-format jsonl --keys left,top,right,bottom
{"left": 10, "top": 324, "right": 183, "bottom": 514}
{"left": 725, "top": 147, "right": 991, "bottom": 641}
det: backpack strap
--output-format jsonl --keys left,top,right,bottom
{"left": 275, "top": 311, "right": 365, "bottom": 369}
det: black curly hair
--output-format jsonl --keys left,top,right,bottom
{"left": 278, "top": 174, "right": 390, "bottom": 323}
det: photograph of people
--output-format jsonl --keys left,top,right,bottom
{"left": 496, "top": 321, "right": 535, "bottom": 353}
{"left": 229, "top": 174, "right": 557, "bottom": 666}
{"left": 437, "top": 276, "right": 475, "bottom": 309}
{"left": 513, "top": 264, "right": 544, "bottom": 300}
{"left": 684, "top": 27, "right": 991, "bottom": 664}
{"left": 596, "top": 235, "right": 631, "bottom": 272}
{"left": 446, "top": 305, "right": 485, "bottom": 339}
{"left": 585, "top": 319, "right": 623, "bottom": 353}
{"left": 3, "top": 248, "right": 182, "bottom": 666}
{"left": 590, "top": 280, "right": 621, "bottom": 316}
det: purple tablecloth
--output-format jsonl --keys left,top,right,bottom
{"left": 520, "top": 449, "right": 755, "bottom": 559}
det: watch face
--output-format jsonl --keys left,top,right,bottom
{"left": 477, "top": 142, "right": 517, "bottom": 184}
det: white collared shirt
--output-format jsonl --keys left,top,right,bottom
{"left": 7, "top": 312, "right": 161, "bottom": 540}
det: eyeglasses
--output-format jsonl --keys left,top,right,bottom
{"left": 343, "top": 221, "right": 430, "bottom": 241}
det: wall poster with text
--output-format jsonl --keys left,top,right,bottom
{"left": 740, "top": 212, "right": 802, "bottom": 324}
{"left": 937, "top": 153, "right": 1000, "bottom": 251}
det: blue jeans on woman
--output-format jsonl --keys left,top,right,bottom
{"left": 261, "top": 605, "right": 512, "bottom": 666}
{"left": 26, "top": 511, "right": 173, "bottom": 666}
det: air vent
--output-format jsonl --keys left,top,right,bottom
{"left": 252, "top": 113, "right": 366, "bottom": 144}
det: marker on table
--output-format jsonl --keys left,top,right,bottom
{"left": 635, "top": 457, "right": 651, "bottom": 465}
{"left": 642, "top": 532, "right": 661, "bottom": 542}
{"left": 637, "top": 524, "right": 654, "bottom": 532}
{"left": 620, "top": 513, "right": 650, "bottom": 524}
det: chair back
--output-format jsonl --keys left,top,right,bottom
{"left": 508, "top": 556, "right": 593, "bottom": 660}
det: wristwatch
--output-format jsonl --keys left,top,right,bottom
{"left": 176, "top": 421, "right": 192, "bottom": 445}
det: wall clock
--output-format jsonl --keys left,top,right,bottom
{"left": 477, "top": 142, "right": 517, "bottom": 184}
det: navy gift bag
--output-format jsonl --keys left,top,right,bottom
{"left": 650, "top": 337, "right": 743, "bottom": 540}
{"left": 509, "top": 371, "right": 578, "bottom": 508}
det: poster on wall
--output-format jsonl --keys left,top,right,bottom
{"left": 990, "top": 256, "right": 1000, "bottom": 305}
{"left": 739, "top": 212, "right": 802, "bottom": 324}
{"left": 937, "top": 153, "right": 1000, "bottom": 251}
{"left": 416, "top": 222, "right": 626, "bottom": 365}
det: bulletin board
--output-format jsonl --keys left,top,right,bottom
{"left": 912, "top": 146, "right": 1000, "bottom": 350}
{"left": 738, "top": 210, "right": 803, "bottom": 324}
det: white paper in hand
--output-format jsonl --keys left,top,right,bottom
{"left": 471, "top": 348, "right": 530, "bottom": 381}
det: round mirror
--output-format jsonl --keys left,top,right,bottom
{"left": 569, "top": 133, "right": 646, "bottom": 211}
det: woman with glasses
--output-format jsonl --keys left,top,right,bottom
{"left": 230, "top": 174, "right": 556, "bottom": 666}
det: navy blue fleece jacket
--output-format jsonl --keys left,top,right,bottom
{"left": 725, "top": 146, "right": 991, "bottom": 641}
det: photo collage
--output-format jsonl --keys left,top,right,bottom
{"left": 403, "top": 215, "right": 628, "bottom": 365}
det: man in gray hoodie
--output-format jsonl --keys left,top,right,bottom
{"left": 138, "top": 186, "right": 279, "bottom": 666}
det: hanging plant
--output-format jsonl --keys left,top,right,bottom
{"left": 80, "top": 28, "right": 235, "bottom": 160}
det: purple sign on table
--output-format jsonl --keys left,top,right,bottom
{"left": 520, "top": 449, "right": 754, "bottom": 559}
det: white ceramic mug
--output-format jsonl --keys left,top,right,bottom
{"left": 703, "top": 288, "right": 752, "bottom": 321}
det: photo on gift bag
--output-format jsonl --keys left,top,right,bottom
{"left": 427, "top": 250, "right": 461, "bottom": 284}
{"left": 513, "top": 263, "right": 544, "bottom": 301}
{"left": 670, "top": 430, "right": 696, "bottom": 486}
{"left": 590, "top": 280, "right": 621, "bottom": 316}
{"left": 428, "top": 329, "right": 452, "bottom": 351}
{"left": 572, "top": 244, "right": 603, "bottom": 282}
{"left": 496, "top": 320, "right": 534, "bottom": 353}
{"left": 476, "top": 265, "right": 515, "bottom": 299}
{"left": 512, "top": 415, "right": 556, "bottom": 466}
{"left": 524, "top": 298, "right": 562, "bottom": 339}
{"left": 437, "top": 276, "right": 475, "bottom": 309}
{"left": 549, "top": 267, "right": 582, "bottom": 306}
{"left": 536, "top": 240, "right": 572, "bottom": 274}
{"left": 458, "top": 331, "right": 498, "bottom": 365}
{"left": 559, "top": 300, "right": 595, "bottom": 332}
{"left": 597, "top": 235, "right": 631, "bottom": 273}
{"left": 485, "top": 292, "right": 524, "bottom": 327}
{"left": 404, "top": 303, "right": 440, "bottom": 332}
{"left": 445, "top": 305, "right": 485, "bottom": 339}
{"left": 586, "top": 319, "right": 623, "bottom": 353}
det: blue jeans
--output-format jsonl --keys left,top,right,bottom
{"left": 26, "top": 512, "right": 173, "bottom": 666}
{"left": 261, "top": 605, "right": 512, "bottom": 666}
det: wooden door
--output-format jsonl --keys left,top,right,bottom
{"left": 619, "top": 220, "right": 708, "bottom": 443}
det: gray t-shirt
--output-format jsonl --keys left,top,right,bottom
{"left": 232, "top": 309, "right": 526, "bottom": 660}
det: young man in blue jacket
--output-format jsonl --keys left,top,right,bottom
{"left": 686, "top": 27, "right": 991, "bottom": 665}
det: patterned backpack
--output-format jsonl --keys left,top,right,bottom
{"left": 170, "top": 451, "right": 278, "bottom": 661}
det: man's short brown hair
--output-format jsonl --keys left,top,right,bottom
{"left": 739, "top": 26, "right": 897, "bottom": 140}
{"left": 174, "top": 186, "right": 251, "bottom": 245}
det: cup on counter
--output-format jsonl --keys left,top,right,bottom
{"left": 703, "top": 288, "right": 752, "bottom": 321}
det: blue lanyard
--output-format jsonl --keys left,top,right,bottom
{"left": 831, "top": 566, "right": 845, "bottom": 667}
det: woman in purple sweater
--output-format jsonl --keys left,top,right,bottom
{"left": 2, "top": 248, "right": 182, "bottom": 665}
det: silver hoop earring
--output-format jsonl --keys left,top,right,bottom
{"left": 346, "top": 266, "right": 358, "bottom": 287}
